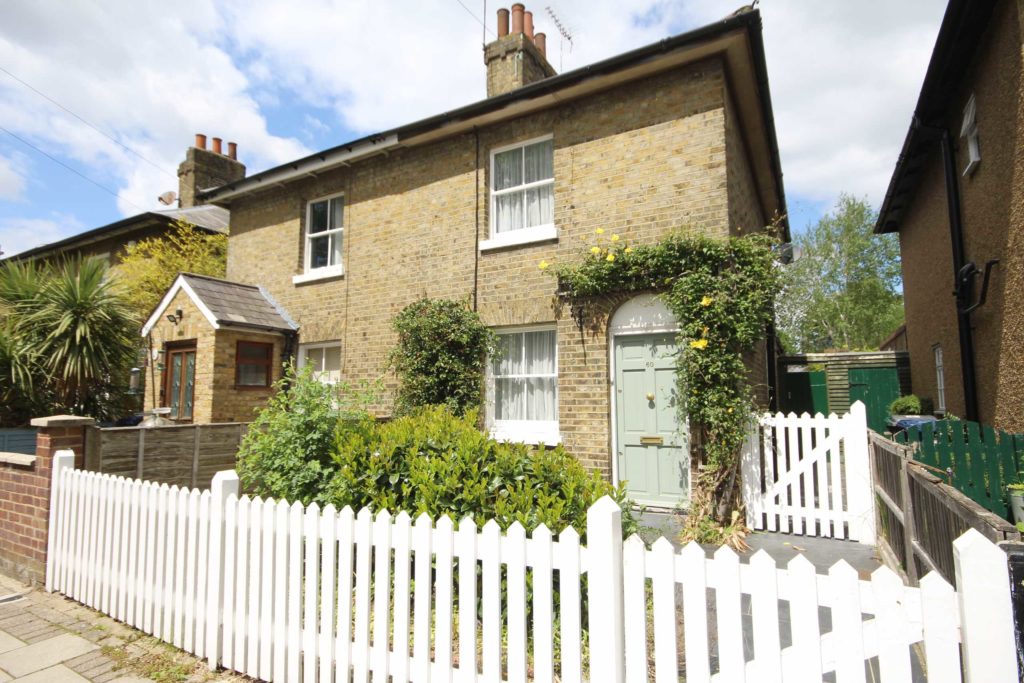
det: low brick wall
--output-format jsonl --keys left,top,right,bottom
{"left": 0, "top": 416, "right": 92, "bottom": 585}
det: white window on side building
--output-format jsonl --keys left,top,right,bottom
{"left": 482, "top": 136, "right": 555, "bottom": 250}
{"left": 295, "top": 193, "right": 344, "bottom": 283}
{"left": 961, "top": 94, "right": 980, "bottom": 176}
{"left": 487, "top": 327, "right": 559, "bottom": 445}
{"left": 298, "top": 342, "right": 341, "bottom": 385}
{"left": 934, "top": 344, "right": 946, "bottom": 414}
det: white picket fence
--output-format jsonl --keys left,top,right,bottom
{"left": 741, "top": 401, "right": 876, "bottom": 543}
{"left": 45, "top": 449, "right": 1019, "bottom": 682}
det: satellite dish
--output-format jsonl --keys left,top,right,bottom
{"left": 157, "top": 191, "right": 177, "bottom": 206}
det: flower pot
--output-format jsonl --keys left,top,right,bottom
{"left": 1008, "top": 489, "right": 1024, "bottom": 524}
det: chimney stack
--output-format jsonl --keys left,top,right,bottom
{"left": 178, "top": 133, "right": 246, "bottom": 208}
{"left": 483, "top": 5, "right": 557, "bottom": 97}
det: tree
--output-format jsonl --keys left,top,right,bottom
{"left": 115, "top": 220, "right": 227, "bottom": 319}
{"left": 777, "top": 194, "right": 904, "bottom": 352}
{"left": 0, "top": 258, "right": 139, "bottom": 424}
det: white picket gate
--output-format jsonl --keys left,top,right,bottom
{"left": 741, "top": 401, "right": 876, "bottom": 543}
{"left": 45, "top": 449, "right": 1019, "bottom": 682}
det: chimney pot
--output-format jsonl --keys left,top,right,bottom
{"left": 497, "top": 8, "right": 509, "bottom": 37}
{"left": 535, "top": 32, "right": 546, "bottom": 57}
{"left": 194, "top": 133, "right": 207, "bottom": 150}
{"left": 511, "top": 3, "right": 524, "bottom": 34}
{"left": 212, "top": 137, "right": 222, "bottom": 154}
{"left": 524, "top": 10, "right": 534, "bottom": 39}
{"left": 227, "top": 142, "right": 237, "bottom": 160}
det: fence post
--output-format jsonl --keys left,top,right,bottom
{"left": 896, "top": 447, "right": 919, "bottom": 583}
{"left": 1003, "top": 541, "right": 1024, "bottom": 677}
{"left": 740, "top": 420, "right": 761, "bottom": 530}
{"left": 845, "top": 401, "right": 876, "bottom": 544}
{"left": 953, "top": 529, "right": 1020, "bottom": 682}
{"left": 587, "top": 496, "right": 625, "bottom": 683}
{"left": 206, "top": 469, "right": 239, "bottom": 670}
{"left": 44, "top": 450, "right": 75, "bottom": 593}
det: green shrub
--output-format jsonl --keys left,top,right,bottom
{"left": 328, "top": 405, "right": 636, "bottom": 537}
{"left": 390, "top": 298, "right": 496, "bottom": 416}
{"left": 889, "top": 394, "right": 922, "bottom": 415}
{"left": 237, "top": 364, "right": 378, "bottom": 505}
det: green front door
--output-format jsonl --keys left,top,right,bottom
{"left": 849, "top": 367, "right": 901, "bottom": 432}
{"left": 614, "top": 334, "right": 689, "bottom": 506}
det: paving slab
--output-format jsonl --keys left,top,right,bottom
{"left": 0, "top": 633, "right": 97, "bottom": 678}
{"left": 0, "top": 632, "right": 23, "bottom": 656}
{"left": 11, "top": 664, "right": 89, "bottom": 682}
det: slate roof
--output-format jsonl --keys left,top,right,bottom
{"left": 155, "top": 205, "right": 230, "bottom": 233}
{"left": 181, "top": 273, "right": 297, "bottom": 332}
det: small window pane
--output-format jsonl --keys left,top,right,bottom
{"left": 524, "top": 185, "right": 553, "bottom": 228}
{"left": 525, "top": 330, "right": 556, "bottom": 374}
{"left": 310, "top": 234, "right": 330, "bottom": 269}
{"left": 526, "top": 377, "right": 556, "bottom": 420}
{"left": 524, "top": 140, "right": 553, "bottom": 183}
{"left": 495, "top": 378, "right": 524, "bottom": 420}
{"left": 324, "top": 346, "right": 341, "bottom": 374}
{"left": 239, "top": 343, "right": 271, "bottom": 362}
{"left": 330, "top": 233, "right": 342, "bottom": 267}
{"left": 494, "top": 148, "right": 523, "bottom": 190}
{"left": 330, "top": 198, "right": 344, "bottom": 230}
{"left": 304, "top": 347, "right": 324, "bottom": 371}
{"left": 310, "top": 200, "right": 329, "bottom": 234}
{"left": 495, "top": 192, "right": 524, "bottom": 234}
{"left": 238, "top": 364, "right": 268, "bottom": 386}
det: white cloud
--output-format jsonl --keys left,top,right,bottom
{"left": 0, "top": 153, "right": 26, "bottom": 201}
{"left": 0, "top": 213, "right": 84, "bottom": 257}
{"left": 0, "top": 0, "right": 947, "bottom": 224}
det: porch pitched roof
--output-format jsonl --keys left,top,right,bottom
{"left": 141, "top": 272, "right": 298, "bottom": 337}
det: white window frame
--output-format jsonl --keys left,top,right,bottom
{"left": 295, "top": 192, "right": 344, "bottom": 284}
{"left": 961, "top": 94, "right": 980, "bottom": 176}
{"left": 486, "top": 324, "right": 560, "bottom": 445}
{"left": 297, "top": 341, "right": 342, "bottom": 385}
{"left": 933, "top": 344, "right": 946, "bottom": 414}
{"left": 481, "top": 134, "right": 556, "bottom": 251}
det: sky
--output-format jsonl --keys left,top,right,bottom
{"left": 0, "top": 0, "right": 948, "bottom": 257}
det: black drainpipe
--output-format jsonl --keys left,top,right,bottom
{"left": 916, "top": 119, "right": 979, "bottom": 421}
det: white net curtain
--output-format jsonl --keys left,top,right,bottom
{"left": 493, "top": 139, "right": 554, "bottom": 234}
{"left": 492, "top": 329, "right": 557, "bottom": 421}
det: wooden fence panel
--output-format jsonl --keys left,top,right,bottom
{"left": 44, "top": 457, "right": 1021, "bottom": 683}
{"left": 85, "top": 423, "right": 247, "bottom": 489}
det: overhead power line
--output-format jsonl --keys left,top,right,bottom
{"left": 0, "top": 124, "right": 148, "bottom": 213}
{"left": 0, "top": 65, "right": 177, "bottom": 180}
{"left": 453, "top": 0, "right": 496, "bottom": 39}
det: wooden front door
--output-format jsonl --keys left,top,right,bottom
{"left": 163, "top": 342, "right": 197, "bottom": 421}
{"left": 614, "top": 333, "right": 689, "bottom": 507}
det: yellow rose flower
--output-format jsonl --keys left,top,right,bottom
{"left": 595, "top": 228, "right": 605, "bottom": 235}
{"left": 689, "top": 338, "right": 709, "bottom": 350}
{"left": 538, "top": 260, "right": 549, "bottom": 270}
{"left": 701, "top": 326, "right": 709, "bottom": 337}
{"left": 700, "top": 296, "right": 714, "bottom": 307}
{"left": 590, "top": 246, "right": 601, "bottom": 255}
{"left": 610, "top": 234, "right": 620, "bottom": 242}
{"left": 606, "top": 253, "right": 615, "bottom": 262}
{"left": 624, "top": 246, "right": 633, "bottom": 254}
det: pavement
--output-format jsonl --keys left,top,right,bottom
{"left": 0, "top": 573, "right": 242, "bottom": 683}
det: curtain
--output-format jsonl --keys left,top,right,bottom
{"left": 495, "top": 193, "right": 523, "bottom": 234}
{"left": 494, "top": 330, "right": 556, "bottom": 421}
{"left": 494, "top": 148, "right": 522, "bottom": 190}
{"left": 524, "top": 140, "right": 553, "bottom": 183}
{"left": 524, "top": 185, "right": 553, "bottom": 228}
{"left": 330, "top": 198, "right": 344, "bottom": 229}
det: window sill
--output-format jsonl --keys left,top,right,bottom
{"left": 293, "top": 266, "right": 344, "bottom": 285}
{"left": 489, "top": 422, "right": 561, "bottom": 446}
{"left": 480, "top": 225, "right": 557, "bottom": 252}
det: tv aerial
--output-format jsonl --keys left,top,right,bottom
{"left": 545, "top": 5, "right": 575, "bottom": 72}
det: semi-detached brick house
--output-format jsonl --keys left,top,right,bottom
{"left": 143, "top": 5, "right": 788, "bottom": 509}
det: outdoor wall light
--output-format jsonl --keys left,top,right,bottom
{"left": 166, "top": 308, "right": 183, "bottom": 325}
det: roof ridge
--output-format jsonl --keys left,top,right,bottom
{"left": 180, "top": 272, "right": 260, "bottom": 289}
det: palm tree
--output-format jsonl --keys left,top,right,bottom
{"left": 0, "top": 257, "right": 140, "bottom": 423}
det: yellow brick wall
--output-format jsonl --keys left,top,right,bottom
{"left": 226, "top": 57, "right": 772, "bottom": 476}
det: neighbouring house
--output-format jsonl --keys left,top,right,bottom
{"left": 875, "top": 0, "right": 1024, "bottom": 430}
{"left": 144, "top": 5, "right": 787, "bottom": 508}
{"left": 1, "top": 135, "right": 242, "bottom": 267}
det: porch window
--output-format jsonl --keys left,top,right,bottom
{"left": 236, "top": 341, "right": 273, "bottom": 387}
{"left": 488, "top": 327, "right": 559, "bottom": 444}
{"left": 483, "top": 136, "right": 555, "bottom": 250}
{"left": 298, "top": 342, "right": 341, "bottom": 384}
{"left": 164, "top": 342, "right": 197, "bottom": 421}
